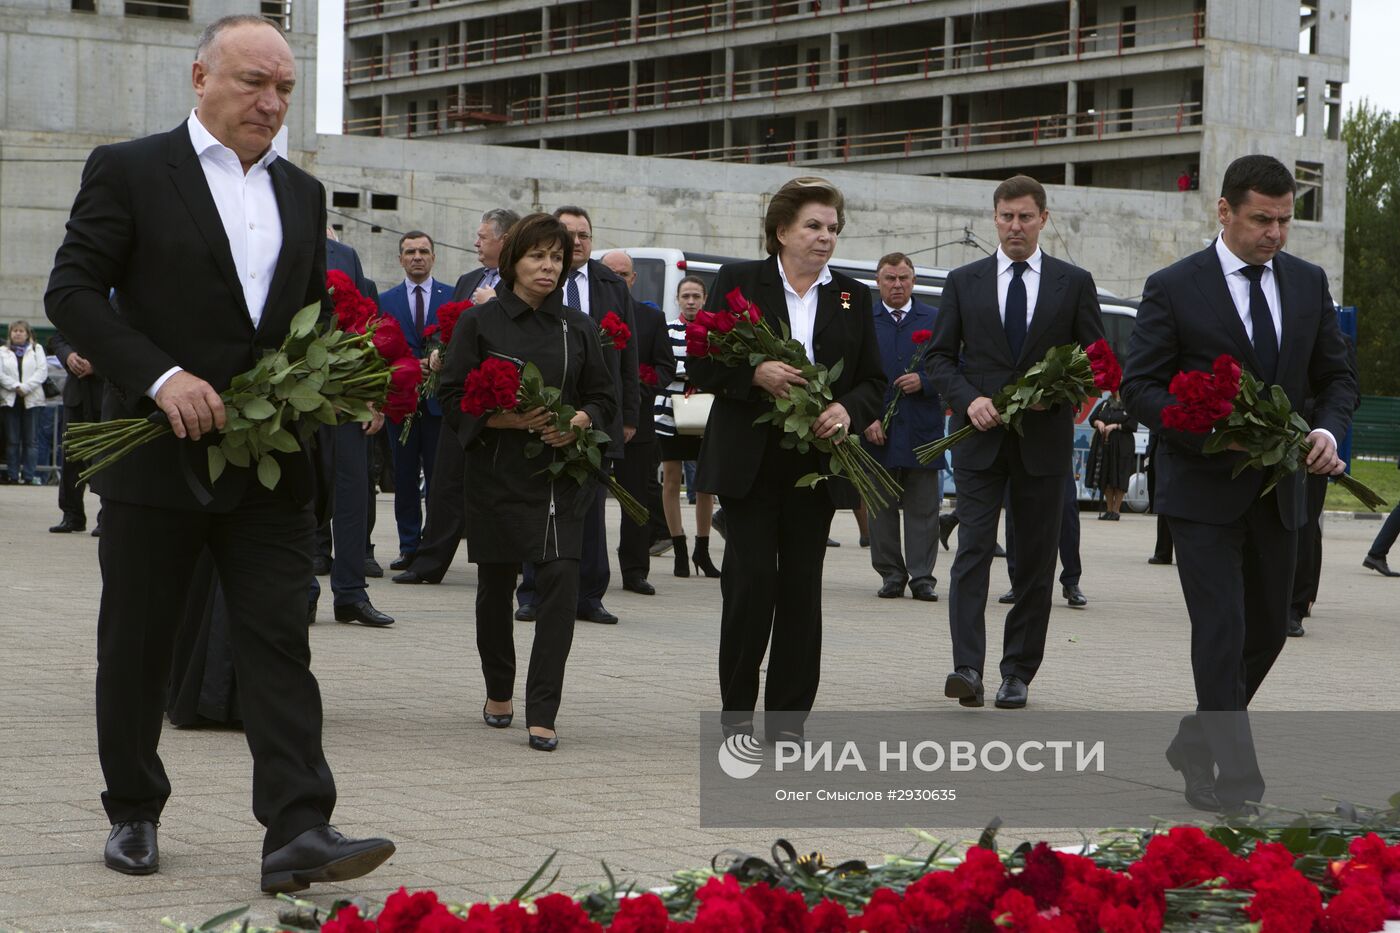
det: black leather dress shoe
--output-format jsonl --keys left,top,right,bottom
{"left": 994, "top": 675, "right": 1029, "bottom": 709}
{"left": 363, "top": 557, "right": 384, "bottom": 578}
{"left": 877, "top": 580, "right": 905, "bottom": 598}
{"left": 993, "top": 543, "right": 1006, "bottom": 558}
{"left": 104, "top": 820, "right": 159, "bottom": 875}
{"left": 482, "top": 702, "right": 513, "bottom": 729}
{"left": 938, "top": 513, "right": 958, "bottom": 550}
{"left": 1287, "top": 612, "right": 1305, "bottom": 637}
{"left": 50, "top": 517, "right": 86, "bottom": 533}
{"left": 578, "top": 606, "right": 619, "bottom": 624}
{"left": 1165, "top": 744, "right": 1221, "bottom": 812}
{"left": 1148, "top": 555, "right": 1173, "bottom": 565}
{"left": 859, "top": 535, "right": 870, "bottom": 548}
{"left": 998, "top": 589, "right": 1018, "bottom": 605}
{"left": 622, "top": 576, "right": 656, "bottom": 595}
{"left": 388, "top": 553, "right": 414, "bottom": 571}
{"left": 911, "top": 582, "right": 938, "bottom": 602}
{"left": 514, "top": 604, "right": 537, "bottom": 622}
{"left": 1063, "top": 584, "right": 1087, "bottom": 608}
{"left": 312, "top": 555, "right": 331, "bottom": 576}
{"left": 528, "top": 731, "right": 559, "bottom": 752}
{"left": 306, "top": 601, "right": 317, "bottom": 626}
{"left": 943, "top": 667, "right": 984, "bottom": 708}
{"left": 826, "top": 537, "right": 841, "bottom": 547}
{"left": 1363, "top": 554, "right": 1399, "bottom": 577}
{"left": 392, "top": 569, "right": 440, "bottom": 585}
{"left": 260, "top": 825, "right": 395, "bottom": 894}
{"left": 334, "top": 601, "right": 395, "bottom": 627}
{"left": 91, "top": 525, "right": 102, "bottom": 537}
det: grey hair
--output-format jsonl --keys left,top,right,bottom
{"left": 196, "top": 14, "right": 285, "bottom": 64}
{"left": 481, "top": 208, "right": 520, "bottom": 238}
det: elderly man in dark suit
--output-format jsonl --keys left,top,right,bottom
{"left": 1121, "top": 154, "right": 1355, "bottom": 814}
{"left": 44, "top": 14, "right": 393, "bottom": 890}
{"left": 928, "top": 175, "right": 1105, "bottom": 711}
{"left": 48, "top": 329, "right": 106, "bottom": 534}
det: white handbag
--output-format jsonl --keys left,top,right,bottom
{"left": 672, "top": 392, "right": 715, "bottom": 436}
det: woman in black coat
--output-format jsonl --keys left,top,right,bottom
{"left": 438, "top": 214, "right": 617, "bottom": 751}
{"left": 1085, "top": 393, "right": 1139, "bottom": 520}
{"left": 687, "top": 177, "right": 886, "bottom": 741}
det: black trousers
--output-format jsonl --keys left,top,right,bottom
{"left": 476, "top": 559, "right": 578, "bottom": 729}
{"left": 947, "top": 435, "right": 1065, "bottom": 683}
{"left": 717, "top": 438, "right": 836, "bottom": 733}
{"left": 1167, "top": 491, "right": 1295, "bottom": 807}
{"left": 1291, "top": 472, "right": 1328, "bottom": 614}
{"left": 616, "top": 440, "right": 658, "bottom": 579}
{"left": 96, "top": 490, "right": 335, "bottom": 855}
{"left": 311, "top": 422, "right": 369, "bottom": 606}
{"left": 519, "top": 482, "right": 610, "bottom": 612}
{"left": 404, "top": 428, "right": 467, "bottom": 581}
{"left": 57, "top": 403, "right": 94, "bottom": 522}
{"left": 1004, "top": 471, "right": 1081, "bottom": 588}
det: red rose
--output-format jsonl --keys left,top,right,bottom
{"left": 724, "top": 287, "right": 764, "bottom": 324}
{"left": 709, "top": 310, "right": 737, "bottom": 334}
{"left": 435, "top": 300, "right": 472, "bottom": 346}
{"left": 599, "top": 311, "right": 631, "bottom": 350}
{"left": 459, "top": 357, "right": 521, "bottom": 418}
{"left": 1086, "top": 339, "right": 1123, "bottom": 393}
{"left": 685, "top": 321, "right": 711, "bottom": 359}
{"left": 1212, "top": 353, "right": 1243, "bottom": 400}
{"left": 639, "top": 363, "right": 658, "bottom": 387}
{"left": 371, "top": 315, "right": 412, "bottom": 363}
{"left": 383, "top": 357, "right": 423, "bottom": 422}
{"left": 912, "top": 329, "right": 933, "bottom": 344}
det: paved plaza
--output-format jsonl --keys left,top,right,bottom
{"left": 1, "top": 484, "right": 1395, "bottom": 931}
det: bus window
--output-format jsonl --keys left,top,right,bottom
{"left": 630, "top": 258, "right": 667, "bottom": 310}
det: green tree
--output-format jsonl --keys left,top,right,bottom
{"left": 1342, "top": 101, "right": 1400, "bottom": 395}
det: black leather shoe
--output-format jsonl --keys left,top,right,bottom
{"left": 334, "top": 601, "right": 395, "bottom": 627}
{"left": 306, "top": 601, "right": 317, "bottom": 626}
{"left": 389, "top": 553, "right": 413, "bottom": 571}
{"left": 711, "top": 508, "right": 727, "bottom": 540}
{"left": 363, "top": 557, "right": 384, "bottom": 578}
{"left": 993, "top": 543, "right": 1007, "bottom": 558}
{"left": 260, "top": 825, "right": 395, "bottom": 894}
{"left": 938, "top": 513, "right": 958, "bottom": 550}
{"left": 91, "top": 525, "right": 102, "bottom": 537}
{"left": 482, "top": 702, "right": 513, "bottom": 729}
{"left": 1287, "top": 612, "right": 1305, "bottom": 637}
{"left": 104, "top": 820, "right": 159, "bottom": 875}
{"left": 859, "top": 535, "right": 870, "bottom": 548}
{"left": 1222, "top": 803, "right": 1261, "bottom": 819}
{"left": 877, "top": 580, "right": 905, "bottom": 598}
{"left": 312, "top": 555, "right": 331, "bottom": 576}
{"left": 578, "top": 606, "right": 619, "bottom": 624}
{"left": 514, "top": 604, "right": 537, "bottom": 622}
{"left": 944, "top": 667, "right": 984, "bottom": 708}
{"left": 1165, "top": 744, "right": 1221, "bottom": 812}
{"left": 826, "top": 537, "right": 841, "bottom": 547}
{"left": 911, "top": 582, "right": 938, "bottom": 602}
{"left": 995, "top": 675, "right": 1029, "bottom": 709}
{"left": 1363, "top": 554, "right": 1399, "bottom": 577}
{"left": 998, "top": 589, "right": 1018, "bottom": 605}
{"left": 1063, "top": 584, "right": 1087, "bottom": 608}
{"left": 622, "top": 576, "right": 656, "bottom": 595}
{"left": 50, "top": 516, "right": 86, "bottom": 533}
{"left": 1148, "top": 555, "right": 1173, "bottom": 565}
{"left": 648, "top": 538, "right": 673, "bottom": 557}
{"left": 528, "top": 730, "right": 559, "bottom": 752}
{"left": 392, "top": 569, "right": 440, "bottom": 585}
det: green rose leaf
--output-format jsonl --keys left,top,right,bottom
{"left": 207, "top": 446, "right": 227, "bottom": 484}
{"left": 287, "top": 383, "right": 325, "bottom": 413}
{"left": 242, "top": 397, "right": 276, "bottom": 421}
{"left": 289, "top": 301, "right": 320, "bottom": 339}
{"left": 224, "top": 443, "right": 250, "bottom": 468}
{"left": 306, "top": 341, "right": 328, "bottom": 370}
{"left": 266, "top": 428, "right": 302, "bottom": 454}
{"left": 523, "top": 441, "right": 545, "bottom": 459}
{"left": 256, "top": 454, "right": 281, "bottom": 490}
{"left": 795, "top": 472, "right": 826, "bottom": 488}
{"left": 585, "top": 445, "right": 602, "bottom": 469}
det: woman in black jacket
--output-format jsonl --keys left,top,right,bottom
{"left": 687, "top": 177, "right": 886, "bottom": 741}
{"left": 439, "top": 214, "right": 617, "bottom": 751}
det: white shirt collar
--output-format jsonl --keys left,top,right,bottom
{"left": 1214, "top": 235, "right": 1273, "bottom": 277}
{"left": 569, "top": 262, "right": 590, "bottom": 282}
{"left": 187, "top": 109, "right": 279, "bottom": 170}
{"left": 996, "top": 246, "right": 1042, "bottom": 276}
{"left": 884, "top": 299, "right": 913, "bottom": 315}
{"left": 404, "top": 276, "right": 436, "bottom": 294}
{"left": 776, "top": 257, "right": 833, "bottom": 298}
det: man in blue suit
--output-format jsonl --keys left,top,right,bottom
{"left": 378, "top": 231, "right": 452, "bottom": 568}
{"left": 862, "top": 253, "right": 944, "bottom": 602}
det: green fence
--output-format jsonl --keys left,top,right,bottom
{"left": 1353, "top": 395, "right": 1400, "bottom": 460}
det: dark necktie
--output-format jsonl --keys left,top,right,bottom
{"left": 565, "top": 269, "right": 582, "bottom": 311}
{"left": 889, "top": 306, "right": 904, "bottom": 325}
{"left": 413, "top": 284, "right": 426, "bottom": 337}
{"left": 1004, "top": 261, "right": 1029, "bottom": 361}
{"left": 1241, "top": 265, "right": 1278, "bottom": 383}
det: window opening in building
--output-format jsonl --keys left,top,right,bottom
{"left": 1295, "top": 162, "right": 1323, "bottom": 221}
{"left": 72, "top": 0, "right": 96, "bottom": 11}
{"left": 1296, "top": 77, "right": 1308, "bottom": 137}
{"left": 370, "top": 194, "right": 399, "bottom": 211}
{"left": 1121, "top": 5, "right": 1137, "bottom": 49}
{"left": 408, "top": 101, "right": 420, "bottom": 136}
{"left": 1324, "top": 80, "right": 1343, "bottom": 140}
{"left": 126, "top": 0, "right": 189, "bottom": 19}
{"left": 332, "top": 192, "right": 362, "bottom": 209}
{"left": 260, "top": 0, "right": 290, "bottom": 29}
{"left": 1116, "top": 88, "right": 1134, "bottom": 133}
{"left": 1299, "top": 1, "right": 1319, "bottom": 54}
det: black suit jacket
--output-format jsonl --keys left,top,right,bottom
{"left": 1121, "top": 242, "right": 1356, "bottom": 530}
{"left": 928, "top": 252, "right": 1105, "bottom": 476}
{"left": 45, "top": 123, "right": 328, "bottom": 512}
{"left": 48, "top": 329, "right": 105, "bottom": 414}
{"left": 628, "top": 302, "right": 677, "bottom": 446}
{"left": 327, "top": 239, "right": 377, "bottom": 303}
{"left": 452, "top": 266, "right": 490, "bottom": 303}
{"left": 688, "top": 256, "right": 886, "bottom": 507}
{"left": 577, "top": 259, "right": 640, "bottom": 460}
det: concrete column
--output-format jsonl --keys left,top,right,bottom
{"left": 1065, "top": 163, "right": 1076, "bottom": 185}
{"left": 723, "top": 117, "right": 733, "bottom": 153}
{"left": 724, "top": 46, "right": 735, "bottom": 99}
{"left": 541, "top": 7, "right": 551, "bottom": 51}
{"left": 828, "top": 31, "right": 840, "bottom": 84}
{"left": 380, "top": 93, "right": 389, "bottom": 135}
{"left": 629, "top": 60, "right": 638, "bottom": 109}
{"left": 630, "top": 0, "right": 640, "bottom": 40}
{"left": 725, "top": 0, "right": 736, "bottom": 28}
{"left": 826, "top": 105, "right": 836, "bottom": 159}
{"left": 941, "top": 95, "right": 953, "bottom": 148}
{"left": 628, "top": 129, "right": 637, "bottom": 156}
{"left": 540, "top": 72, "right": 549, "bottom": 122}
{"left": 1067, "top": 0, "right": 1079, "bottom": 54}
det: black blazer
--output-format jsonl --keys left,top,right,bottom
{"left": 327, "top": 239, "right": 377, "bottom": 303}
{"left": 927, "top": 252, "right": 1105, "bottom": 476}
{"left": 577, "top": 259, "right": 640, "bottom": 459}
{"left": 45, "top": 124, "right": 328, "bottom": 512}
{"left": 688, "top": 256, "right": 886, "bottom": 507}
{"left": 48, "top": 329, "right": 105, "bottom": 414}
{"left": 628, "top": 302, "right": 677, "bottom": 446}
{"left": 1121, "top": 242, "right": 1356, "bottom": 530}
{"left": 452, "top": 266, "right": 489, "bottom": 303}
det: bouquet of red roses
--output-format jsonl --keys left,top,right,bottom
{"left": 1160, "top": 354, "right": 1384, "bottom": 510}
{"left": 598, "top": 311, "right": 631, "bottom": 351}
{"left": 418, "top": 299, "right": 472, "bottom": 401}
{"left": 687, "top": 289, "right": 902, "bottom": 511}
{"left": 459, "top": 358, "right": 649, "bottom": 525}
{"left": 64, "top": 272, "right": 419, "bottom": 491}
{"left": 914, "top": 338, "right": 1121, "bottom": 464}
{"left": 879, "top": 328, "right": 935, "bottom": 432}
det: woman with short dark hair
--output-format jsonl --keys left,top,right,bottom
{"left": 438, "top": 213, "right": 617, "bottom": 751}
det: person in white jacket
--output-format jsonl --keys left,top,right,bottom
{"left": 1, "top": 320, "right": 48, "bottom": 484}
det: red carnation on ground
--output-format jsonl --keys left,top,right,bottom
{"left": 912, "top": 329, "right": 933, "bottom": 345}
{"left": 1322, "top": 884, "right": 1390, "bottom": 933}
{"left": 383, "top": 357, "right": 424, "bottom": 422}
{"left": 639, "top": 363, "right": 659, "bottom": 387}
{"left": 599, "top": 311, "right": 631, "bottom": 350}
{"left": 608, "top": 893, "right": 672, "bottom": 933}
{"left": 321, "top": 903, "right": 376, "bottom": 933}
{"left": 459, "top": 357, "right": 521, "bottom": 418}
{"left": 372, "top": 314, "right": 412, "bottom": 363}
{"left": 375, "top": 887, "right": 459, "bottom": 933}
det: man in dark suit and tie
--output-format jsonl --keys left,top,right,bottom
{"left": 516, "top": 206, "right": 640, "bottom": 625}
{"left": 379, "top": 231, "right": 452, "bottom": 568}
{"left": 928, "top": 175, "right": 1105, "bottom": 710}
{"left": 1121, "top": 155, "right": 1355, "bottom": 813}
{"left": 394, "top": 208, "right": 519, "bottom": 585}
{"left": 44, "top": 14, "right": 393, "bottom": 890}
{"left": 48, "top": 328, "right": 106, "bottom": 534}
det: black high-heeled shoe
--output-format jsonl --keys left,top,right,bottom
{"left": 528, "top": 729, "right": 558, "bottom": 752}
{"left": 693, "top": 536, "right": 720, "bottom": 578}
{"left": 672, "top": 535, "right": 690, "bottom": 578}
{"left": 482, "top": 701, "right": 513, "bottom": 729}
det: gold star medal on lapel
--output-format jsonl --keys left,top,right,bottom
{"left": 840, "top": 291, "right": 851, "bottom": 310}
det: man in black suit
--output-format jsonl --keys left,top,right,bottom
{"left": 1121, "top": 155, "right": 1355, "bottom": 813}
{"left": 516, "top": 206, "right": 640, "bottom": 625}
{"left": 600, "top": 250, "right": 676, "bottom": 595}
{"left": 48, "top": 329, "right": 105, "bottom": 534}
{"left": 928, "top": 175, "right": 1105, "bottom": 710}
{"left": 44, "top": 15, "right": 393, "bottom": 890}
{"left": 394, "top": 208, "right": 519, "bottom": 585}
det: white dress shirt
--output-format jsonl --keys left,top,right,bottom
{"left": 1214, "top": 235, "right": 1282, "bottom": 350}
{"left": 995, "top": 246, "right": 1043, "bottom": 326}
{"left": 566, "top": 263, "right": 591, "bottom": 318}
{"left": 777, "top": 258, "right": 832, "bottom": 363}
{"left": 148, "top": 110, "right": 283, "bottom": 398}
{"left": 883, "top": 299, "right": 913, "bottom": 321}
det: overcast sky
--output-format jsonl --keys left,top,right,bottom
{"left": 314, "top": 0, "right": 1400, "bottom": 134}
